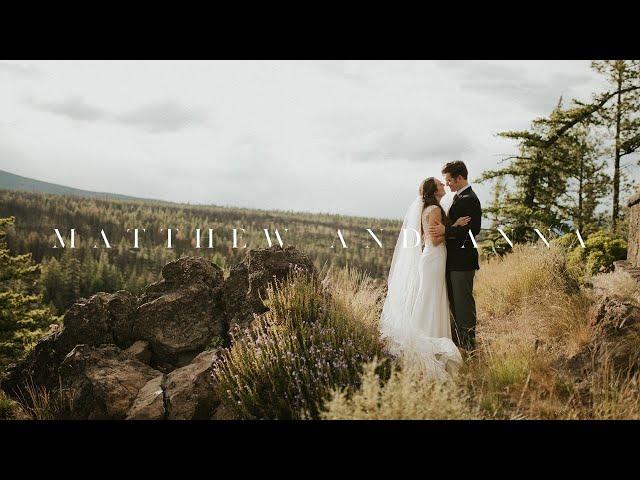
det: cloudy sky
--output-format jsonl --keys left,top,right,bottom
{"left": 0, "top": 60, "right": 607, "bottom": 220}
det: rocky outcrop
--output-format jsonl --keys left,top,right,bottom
{"left": 613, "top": 260, "right": 640, "bottom": 284}
{"left": 133, "top": 257, "right": 226, "bottom": 369}
{"left": 221, "top": 245, "right": 315, "bottom": 331}
{"left": 164, "top": 349, "right": 220, "bottom": 420}
{"left": 59, "top": 345, "right": 162, "bottom": 420}
{"left": 126, "top": 375, "right": 166, "bottom": 420}
{"left": 0, "top": 245, "right": 316, "bottom": 420}
{"left": 60, "top": 290, "right": 138, "bottom": 350}
{"left": 587, "top": 295, "right": 640, "bottom": 371}
{"left": 567, "top": 295, "right": 640, "bottom": 377}
{"left": 125, "top": 349, "right": 221, "bottom": 420}
{"left": 0, "top": 290, "right": 137, "bottom": 394}
{"left": 124, "top": 340, "right": 153, "bottom": 364}
{"left": 627, "top": 191, "right": 640, "bottom": 268}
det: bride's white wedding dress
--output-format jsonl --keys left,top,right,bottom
{"left": 380, "top": 197, "right": 462, "bottom": 380}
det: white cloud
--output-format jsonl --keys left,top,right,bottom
{"left": 115, "top": 99, "right": 208, "bottom": 133}
{"left": 0, "top": 60, "right": 605, "bottom": 219}
{"left": 26, "top": 95, "right": 106, "bottom": 121}
{"left": 0, "top": 62, "right": 41, "bottom": 78}
{"left": 24, "top": 94, "right": 207, "bottom": 133}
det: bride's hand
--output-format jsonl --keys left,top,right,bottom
{"left": 452, "top": 216, "right": 471, "bottom": 227}
{"left": 427, "top": 222, "right": 445, "bottom": 236}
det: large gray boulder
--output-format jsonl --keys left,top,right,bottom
{"left": 126, "top": 349, "right": 221, "bottom": 420}
{"left": 58, "top": 290, "right": 137, "bottom": 351}
{"left": 126, "top": 375, "right": 166, "bottom": 420}
{"left": 133, "top": 257, "right": 226, "bottom": 368}
{"left": 164, "top": 349, "right": 220, "bottom": 420}
{"left": 59, "top": 345, "right": 162, "bottom": 420}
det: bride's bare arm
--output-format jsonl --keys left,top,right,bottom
{"left": 427, "top": 208, "right": 444, "bottom": 246}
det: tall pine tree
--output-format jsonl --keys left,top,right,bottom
{"left": 591, "top": 60, "right": 640, "bottom": 230}
{"left": 540, "top": 61, "right": 640, "bottom": 231}
{"left": 479, "top": 99, "right": 570, "bottom": 243}
{"left": 556, "top": 123, "right": 610, "bottom": 233}
{"left": 0, "top": 217, "right": 56, "bottom": 367}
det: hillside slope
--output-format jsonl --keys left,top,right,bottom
{"left": 0, "top": 169, "right": 148, "bottom": 201}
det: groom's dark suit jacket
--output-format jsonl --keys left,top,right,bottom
{"left": 445, "top": 186, "right": 482, "bottom": 271}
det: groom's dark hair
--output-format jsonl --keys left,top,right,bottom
{"left": 442, "top": 160, "right": 468, "bottom": 179}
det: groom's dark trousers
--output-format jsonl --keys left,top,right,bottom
{"left": 444, "top": 186, "right": 482, "bottom": 352}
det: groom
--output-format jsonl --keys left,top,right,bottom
{"left": 428, "top": 160, "right": 482, "bottom": 353}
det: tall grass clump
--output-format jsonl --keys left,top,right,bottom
{"left": 466, "top": 335, "right": 533, "bottom": 417}
{"left": 476, "top": 243, "right": 593, "bottom": 355}
{"left": 212, "top": 267, "right": 389, "bottom": 419}
{"left": 591, "top": 358, "right": 640, "bottom": 419}
{"left": 322, "top": 357, "right": 478, "bottom": 420}
{"left": 471, "top": 243, "right": 596, "bottom": 417}
{"left": 476, "top": 243, "right": 580, "bottom": 319}
{"left": 12, "top": 378, "right": 75, "bottom": 420}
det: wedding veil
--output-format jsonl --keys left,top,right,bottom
{"left": 379, "top": 195, "right": 423, "bottom": 354}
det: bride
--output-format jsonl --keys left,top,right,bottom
{"left": 380, "top": 177, "right": 470, "bottom": 379}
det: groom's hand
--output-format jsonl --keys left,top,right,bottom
{"left": 427, "top": 223, "right": 445, "bottom": 237}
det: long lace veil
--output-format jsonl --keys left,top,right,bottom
{"left": 379, "top": 194, "right": 423, "bottom": 353}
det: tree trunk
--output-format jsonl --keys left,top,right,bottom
{"left": 578, "top": 151, "right": 584, "bottom": 232}
{"left": 612, "top": 71, "right": 623, "bottom": 230}
{"left": 524, "top": 151, "right": 541, "bottom": 210}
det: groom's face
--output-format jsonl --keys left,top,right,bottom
{"left": 444, "top": 173, "right": 462, "bottom": 192}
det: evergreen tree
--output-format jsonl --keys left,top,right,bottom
{"left": 0, "top": 216, "right": 55, "bottom": 367}
{"left": 40, "top": 256, "right": 64, "bottom": 314}
{"left": 60, "top": 248, "right": 82, "bottom": 309}
{"left": 478, "top": 99, "right": 570, "bottom": 243}
{"left": 540, "top": 61, "right": 640, "bottom": 231}
{"left": 590, "top": 60, "right": 640, "bottom": 230}
{"left": 488, "top": 177, "right": 506, "bottom": 229}
{"left": 557, "top": 124, "right": 611, "bottom": 234}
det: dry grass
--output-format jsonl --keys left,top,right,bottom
{"left": 11, "top": 378, "right": 75, "bottom": 420}
{"left": 7, "top": 242, "right": 630, "bottom": 420}
{"left": 320, "top": 264, "right": 387, "bottom": 331}
{"left": 475, "top": 243, "right": 580, "bottom": 319}
{"left": 590, "top": 357, "right": 640, "bottom": 419}
{"left": 322, "top": 357, "right": 478, "bottom": 420}
{"left": 323, "top": 242, "right": 640, "bottom": 419}
{"left": 467, "top": 244, "right": 596, "bottom": 418}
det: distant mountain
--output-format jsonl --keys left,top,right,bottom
{"left": 0, "top": 169, "right": 152, "bottom": 202}
{"left": 0, "top": 168, "right": 399, "bottom": 222}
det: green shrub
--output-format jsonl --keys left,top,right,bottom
{"left": 551, "top": 232, "right": 583, "bottom": 250}
{"left": 0, "top": 391, "right": 20, "bottom": 419}
{"left": 211, "top": 268, "right": 389, "bottom": 419}
{"left": 568, "top": 230, "right": 627, "bottom": 277}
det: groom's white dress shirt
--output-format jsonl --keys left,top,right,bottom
{"left": 454, "top": 184, "right": 471, "bottom": 197}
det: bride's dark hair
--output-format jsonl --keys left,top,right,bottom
{"left": 419, "top": 177, "right": 447, "bottom": 222}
